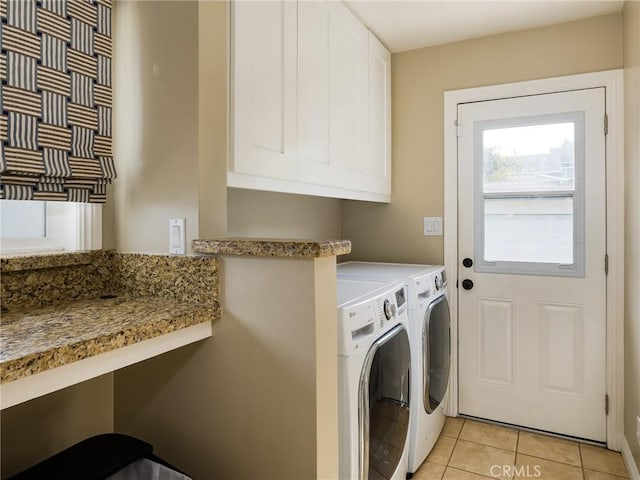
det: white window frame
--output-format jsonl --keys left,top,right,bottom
{"left": 474, "top": 112, "right": 586, "bottom": 277}
{"left": 444, "top": 69, "right": 624, "bottom": 451}
{"left": 0, "top": 202, "right": 102, "bottom": 255}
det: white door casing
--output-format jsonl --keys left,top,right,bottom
{"left": 443, "top": 70, "right": 624, "bottom": 450}
{"left": 458, "top": 89, "right": 606, "bottom": 441}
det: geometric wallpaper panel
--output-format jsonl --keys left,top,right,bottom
{"left": 0, "top": 0, "right": 115, "bottom": 203}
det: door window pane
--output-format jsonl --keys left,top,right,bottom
{"left": 484, "top": 197, "right": 573, "bottom": 264}
{"left": 475, "top": 112, "right": 584, "bottom": 276}
{"left": 483, "top": 122, "right": 575, "bottom": 193}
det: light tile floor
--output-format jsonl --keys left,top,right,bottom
{"left": 413, "top": 418, "right": 630, "bottom": 480}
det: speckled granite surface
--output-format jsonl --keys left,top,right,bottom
{"left": 192, "top": 238, "right": 351, "bottom": 258}
{"left": 0, "top": 250, "right": 106, "bottom": 273}
{"left": 0, "top": 252, "right": 221, "bottom": 384}
{"left": 1, "top": 251, "right": 116, "bottom": 310}
{"left": 114, "top": 254, "right": 218, "bottom": 305}
{"left": 1, "top": 294, "right": 214, "bottom": 383}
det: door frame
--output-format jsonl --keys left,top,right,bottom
{"left": 443, "top": 69, "right": 625, "bottom": 450}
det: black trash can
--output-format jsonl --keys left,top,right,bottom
{"left": 7, "top": 433, "right": 192, "bottom": 480}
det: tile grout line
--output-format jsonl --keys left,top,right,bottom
{"left": 452, "top": 436, "right": 521, "bottom": 454}
{"left": 443, "top": 418, "right": 466, "bottom": 479}
{"left": 517, "top": 452, "right": 584, "bottom": 469}
{"left": 579, "top": 441, "right": 586, "bottom": 480}
{"left": 513, "top": 430, "right": 520, "bottom": 480}
{"left": 444, "top": 418, "right": 464, "bottom": 475}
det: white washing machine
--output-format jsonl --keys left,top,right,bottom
{"left": 337, "top": 278, "right": 412, "bottom": 480}
{"left": 337, "top": 263, "right": 451, "bottom": 475}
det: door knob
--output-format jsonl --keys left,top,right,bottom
{"left": 462, "top": 279, "right": 474, "bottom": 290}
{"left": 462, "top": 258, "right": 473, "bottom": 268}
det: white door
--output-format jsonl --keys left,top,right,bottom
{"left": 457, "top": 88, "right": 607, "bottom": 442}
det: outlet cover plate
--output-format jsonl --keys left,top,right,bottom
{"left": 424, "top": 217, "right": 443, "bottom": 236}
{"left": 169, "top": 218, "right": 186, "bottom": 254}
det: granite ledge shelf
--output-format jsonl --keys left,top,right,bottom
{"left": 0, "top": 294, "right": 218, "bottom": 385}
{"left": 192, "top": 238, "right": 351, "bottom": 258}
{"left": 0, "top": 250, "right": 221, "bottom": 408}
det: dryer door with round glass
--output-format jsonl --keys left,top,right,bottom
{"left": 423, "top": 296, "right": 451, "bottom": 413}
{"left": 360, "top": 326, "right": 411, "bottom": 480}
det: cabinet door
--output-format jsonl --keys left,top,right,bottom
{"left": 297, "top": 0, "right": 332, "bottom": 184}
{"left": 365, "top": 33, "right": 392, "bottom": 195}
{"left": 231, "top": 1, "right": 297, "bottom": 180}
{"left": 329, "top": 2, "right": 369, "bottom": 190}
{"left": 298, "top": 1, "right": 369, "bottom": 190}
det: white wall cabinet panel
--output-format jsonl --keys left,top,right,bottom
{"left": 366, "top": 32, "right": 392, "bottom": 195}
{"left": 231, "top": 1, "right": 297, "bottom": 180}
{"left": 328, "top": 2, "right": 369, "bottom": 190}
{"left": 297, "top": 0, "right": 332, "bottom": 185}
{"left": 298, "top": 1, "right": 369, "bottom": 191}
{"left": 230, "top": 1, "right": 391, "bottom": 203}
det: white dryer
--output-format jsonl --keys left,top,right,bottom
{"left": 337, "top": 278, "right": 411, "bottom": 480}
{"left": 337, "top": 263, "right": 451, "bottom": 475}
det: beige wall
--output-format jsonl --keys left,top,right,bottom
{"left": 114, "top": 256, "right": 338, "bottom": 479}
{"left": 110, "top": 4, "right": 341, "bottom": 478}
{"left": 623, "top": 0, "right": 640, "bottom": 471}
{"left": 0, "top": 375, "right": 114, "bottom": 479}
{"left": 108, "top": 0, "right": 341, "bottom": 248}
{"left": 341, "top": 13, "right": 623, "bottom": 264}
{"left": 228, "top": 188, "right": 342, "bottom": 239}
{"left": 198, "top": 1, "right": 229, "bottom": 239}
{"left": 113, "top": 0, "right": 201, "bottom": 253}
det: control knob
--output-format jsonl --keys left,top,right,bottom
{"left": 383, "top": 300, "right": 396, "bottom": 320}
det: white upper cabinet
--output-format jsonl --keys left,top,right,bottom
{"left": 297, "top": 0, "right": 332, "bottom": 184}
{"left": 231, "top": 1, "right": 297, "bottom": 180}
{"left": 328, "top": 2, "right": 370, "bottom": 190}
{"left": 365, "top": 32, "right": 392, "bottom": 196}
{"left": 297, "top": 1, "right": 369, "bottom": 190}
{"left": 230, "top": 1, "right": 391, "bottom": 202}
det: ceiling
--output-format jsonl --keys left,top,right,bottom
{"left": 343, "top": 0, "right": 625, "bottom": 53}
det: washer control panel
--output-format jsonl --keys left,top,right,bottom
{"left": 337, "top": 279, "right": 407, "bottom": 356}
{"left": 435, "top": 271, "right": 447, "bottom": 291}
{"left": 374, "top": 287, "right": 407, "bottom": 329}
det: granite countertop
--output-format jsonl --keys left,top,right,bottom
{"left": 0, "top": 293, "right": 215, "bottom": 384}
{"left": 1, "top": 251, "right": 221, "bottom": 386}
{"left": 192, "top": 238, "right": 351, "bottom": 258}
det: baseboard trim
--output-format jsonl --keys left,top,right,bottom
{"left": 622, "top": 436, "right": 640, "bottom": 480}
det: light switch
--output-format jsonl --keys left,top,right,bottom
{"left": 169, "top": 218, "right": 186, "bottom": 254}
{"left": 423, "top": 217, "right": 443, "bottom": 236}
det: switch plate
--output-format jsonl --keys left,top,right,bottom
{"left": 424, "top": 217, "right": 443, "bottom": 236}
{"left": 636, "top": 416, "right": 640, "bottom": 447}
{"left": 169, "top": 218, "right": 186, "bottom": 254}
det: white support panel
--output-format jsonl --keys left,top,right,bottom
{"left": 1, "top": 322, "right": 212, "bottom": 410}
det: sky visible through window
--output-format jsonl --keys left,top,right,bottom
{"left": 484, "top": 122, "right": 574, "bottom": 156}
{"left": 0, "top": 201, "right": 47, "bottom": 240}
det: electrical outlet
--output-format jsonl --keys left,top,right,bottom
{"left": 636, "top": 416, "right": 640, "bottom": 447}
